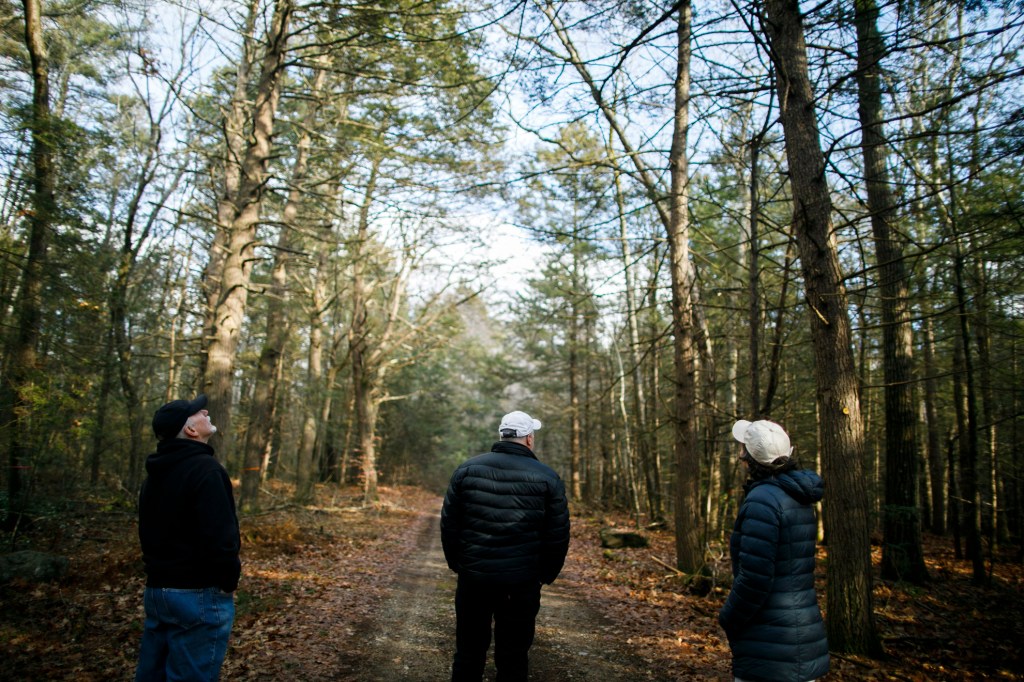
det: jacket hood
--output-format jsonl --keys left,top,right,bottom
{"left": 773, "top": 469, "right": 824, "bottom": 504}
{"left": 749, "top": 468, "right": 824, "bottom": 505}
{"left": 145, "top": 438, "right": 216, "bottom": 475}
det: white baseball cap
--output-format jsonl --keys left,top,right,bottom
{"left": 499, "top": 411, "right": 542, "bottom": 438}
{"left": 732, "top": 419, "right": 793, "bottom": 465}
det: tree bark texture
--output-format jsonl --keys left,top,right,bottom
{"left": 203, "top": 0, "right": 261, "bottom": 380}
{"left": 539, "top": 3, "right": 710, "bottom": 556}
{"left": 204, "top": 0, "right": 292, "bottom": 465}
{"left": 953, "top": 237, "right": 985, "bottom": 581}
{"left": 762, "top": 0, "right": 882, "bottom": 655}
{"left": 4, "top": 0, "right": 55, "bottom": 511}
{"left": 352, "top": 160, "right": 380, "bottom": 505}
{"left": 613, "top": 157, "right": 660, "bottom": 520}
{"left": 668, "top": 1, "right": 703, "bottom": 575}
{"left": 240, "top": 63, "right": 327, "bottom": 510}
{"left": 853, "top": 0, "right": 927, "bottom": 584}
{"left": 295, "top": 247, "right": 328, "bottom": 503}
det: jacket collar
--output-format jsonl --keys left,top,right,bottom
{"left": 491, "top": 440, "right": 538, "bottom": 460}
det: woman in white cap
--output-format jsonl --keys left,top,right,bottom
{"left": 718, "top": 419, "right": 830, "bottom": 682}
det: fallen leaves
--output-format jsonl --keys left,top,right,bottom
{"left": 1, "top": 485, "right": 1021, "bottom": 680}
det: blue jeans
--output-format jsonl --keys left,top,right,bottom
{"left": 451, "top": 578, "right": 542, "bottom": 682}
{"left": 135, "top": 587, "right": 234, "bottom": 682}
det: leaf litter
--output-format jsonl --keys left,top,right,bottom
{"left": 1, "top": 483, "right": 1021, "bottom": 680}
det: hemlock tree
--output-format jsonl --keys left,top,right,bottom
{"left": 853, "top": 0, "right": 927, "bottom": 583}
{"left": 761, "top": 0, "right": 882, "bottom": 656}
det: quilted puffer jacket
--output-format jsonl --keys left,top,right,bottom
{"left": 440, "top": 441, "right": 570, "bottom": 585}
{"left": 719, "top": 469, "right": 830, "bottom": 682}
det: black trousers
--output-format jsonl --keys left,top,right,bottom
{"left": 451, "top": 577, "right": 542, "bottom": 682}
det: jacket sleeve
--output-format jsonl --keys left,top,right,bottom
{"left": 439, "top": 469, "right": 464, "bottom": 574}
{"left": 718, "top": 497, "right": 780, "bottom": 635}
{"left": 539, "top": 475, "right": 570, "bottom": 585}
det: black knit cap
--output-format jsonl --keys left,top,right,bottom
{"left": 152, "top": 394, "right": 208, "bottom": 441}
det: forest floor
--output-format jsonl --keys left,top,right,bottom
{"left": 1, "top": 483, "right": 1022, "bottom": 681}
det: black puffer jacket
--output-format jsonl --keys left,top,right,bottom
{"left": 719, "top": 469, "right": 830, "bottom": 682}
{"left": 440, "top": 441, "right": 570, "bottom": 585}
{"left": 138, "top": 438, "right": 241, "bottom": 592}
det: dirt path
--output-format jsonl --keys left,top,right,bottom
{"left": 334, "top": 508, "right": 666, "bottom": 681}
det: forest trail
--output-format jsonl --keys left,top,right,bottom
{"left": 334, "top": 505, "right": 662, "bottom": 681}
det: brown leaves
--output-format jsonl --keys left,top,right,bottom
{"left": 1, "top": 488, "right": 1022, "bottom": 680}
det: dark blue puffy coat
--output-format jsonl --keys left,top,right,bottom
{"left": 440, "top": 441, "right": 570, "bottom": 585}
{"left": 719, "top": 469, "right": 830, "bottom": 682}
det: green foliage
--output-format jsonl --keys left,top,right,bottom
{"left": 377, "top": 297, "right": 512, "bottom": 491}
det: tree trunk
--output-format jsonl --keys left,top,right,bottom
{"left": 952, "top": 235, "right": 985, "bottom": 582}
{"left": 4, "top": 0, "right": 55, "bottom": 516}
{"left": 351, "top": 160, "right": 380, "bottom": 505}
{"left": 921, "top": 313, "right": 945, "bottom": 534}
{"left": 612, "top": 147, "right": 660, "bottom": 520}
{"left": 854, "top": 0, "right": 927, "bottom": 584}
{"left": 295, "top": 248, "right": 327, "bottom": 503}
{"left": 318, "top": 336, "right": 345, "bottom": 483}
{"left": 747, "top": 137, "right": 762, "bottom": 417}
{"left": 761, "top": 239, "right": 794, "bottom": 416}
{"left": 762, "top": 0, "right": 882, "bottom": 655}
{"left": 239, "top": 63, "right": 326, "bottom": 510}
{"left": 668, "top": 1, "right": 702, "bottom": 575}
{"left": 538, "top": 3, "right": 706, "bottom": 565}
{"left": 202, "top": 0, "right": 260, "bottom": 381}
{"left": 971, "top": 241, "right": 998, "bottom": 548}
{"left": 569, "top": 260, "right": 583, "bottom": 500}
{"left": 203, "top": 0, "right": 292, "bottom": 466}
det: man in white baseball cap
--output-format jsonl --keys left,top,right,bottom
{"left": 441, "top": 410, "right": 570, "bottom": 681}
{"left": 498, "top": 410, "right": 542, "bottom": 439}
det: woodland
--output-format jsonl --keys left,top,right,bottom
{"left": 1, "top": 0, "right": 1023, "bottom": 676}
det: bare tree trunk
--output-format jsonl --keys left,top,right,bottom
{"left": 203, "top": 0, "right": 292, "bottom": 466}
{"left": 318, "top": 334, "right": 346, "bottom": 483}
{"left": 295, "top": 248, "right": 327, "bottom": 503}
{"left": 952, "top": 234, "right": 985, "bottom": 582}
{"left": 569, "top": 268, "right": 583, "bottom": 500}
{"left": 240, "top": 63, "right": 327, "bottom": 510}
{"left": 351, "top": 161, "right": 380, "bottom": 504}
{"left": 854, "top": 0, "right": 927, "bottom": 584}
{"left": 761, "top": 239, "right": 794, "bottom": 416}
{"left": 762, "top": 0, "right": 881, "bottom": 655}
{"left": 4, "top": 0, "right": 55, "bottom": 517}
{"left": 969, "top": 233, "right": 999, "bottom": 550}
{"left": 612, "top": 151, "right": 660, "bottom": 519}
{"left": 539, "top": 4, "right": 705, "bottom": 566}
{"left": 614, "top": 346, "right": 642, "bottom": 522}
{"left": 747, "top": 137, "right": 762, "bottom": 417}
{"left": 667, "top": 1, "right": 703, "bottom": 575}
{"left": 202, "top": 0, "right": 260, "bottom": 380}
{"left": 921, "top": 313, "right": 945, "bottom": 534}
